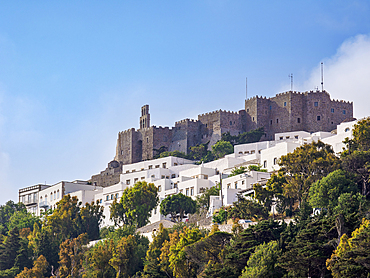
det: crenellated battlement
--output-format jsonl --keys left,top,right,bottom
{"left": 175, "top": 118, "right": 198, "bottom": 125}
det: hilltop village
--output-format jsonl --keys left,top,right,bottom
{"left": 18, "top": 89, "right": 354, "bottom": 225}
{"left": 10, "top": 89, "right": 370, "bottom": 277}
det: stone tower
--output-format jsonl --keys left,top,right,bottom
{"left": 140, "top": 105, "right": 150, "bottom": 129}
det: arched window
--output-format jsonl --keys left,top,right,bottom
{"left": 54, "top": 191, "right": 56, "bottom": 200}
{"left": 50, "top": 192, "right": 53, "bottom": 200}
{"left": 273, "top": 158, "right": 278, "bottom": 165}
{"left": 263, "top": 160, "right": 267, "bottom": 168}
{"left": 57, "top": 190, "right": 60, "bottom": 199}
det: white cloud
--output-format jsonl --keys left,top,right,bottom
{"left": 296, "top": 34, "right": 370, "bottom": 119}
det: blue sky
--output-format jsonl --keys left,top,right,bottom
{"left": 1, "top": 1, "right": 370, "bottom": 205}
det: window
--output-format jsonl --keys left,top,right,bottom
{"left": 286, "top": 136, "right": 290, "bottom": 139}
{"left": 166, "top": 176, "right": 169, "bottom": 179}
{"left": 126, "top": 170, "right": 129, "bottom": 173}
{"left": 345, "top": 128, "right": 350, "bottom": 132}
{"left": 295, "top": 135, "right": 299, "bottom": 139}
{"left": 40, "top": 196, "right": 43, "bottom": 202}
{"left": 251, "top": 150, "right": 255, "bottom": 154}
{"left": 276, "top": 119, "right": 279, "bottom": 124}
{"left": 247, "top": 108, "right": 249, "bottom": 112}
{"left": 273, "top": 157, "right": 278, "bottom": 165}
{"left": 161, "top": 175, "right": 165, "bottom": 179}
{"left": 343, "top": 110, "right": 346, "bottom": 115}
{"left": 57, "top": 190, "right": 60, "bottom": 199}
{"left": 141, "top": 176, "right": 145, "bottom": 180}
{"left": 230, "top": 121, "right": 232, "bottom": 125}
{"left": 151, "top": 174, "right": 155, "bottom": 178}
{"left": 115, "top": 193, "right": 119, "bottom": 199}
{"left": 162, "top": 163, "right": 167, "bottom": 168}
{"left": 100, "top": 199, "right": 102, "bottom": 204}
{"left": 190, "top": 187, "right": 194, "bottom": 196}
{"left": 174, "top": 163, "right": 178, "bottom": 166}
{"left": 297, "top": 117, "right": 301, "bottom": 123}
{"left": 132, "top": 169, "right": 135, "bottom": 172}
{"left": 239, "top": 151, "right": 243, "bottom": 154}
{"left": 171, "top": 174, "right": 176, "bottom": 178}
{"left": 270, "top": 120, "right": 273, "bottom": 125}
{"left": 314, "top": 102, "right": 318, "bottom": 107}
{"left": 148, "top": 165, "right": 153, "bottom": 169}
{"left": 121, "top": 150, "right": 123, "bottom": 155}
{"left": 279, "top": 137, "right": 283, "bottom": 140}
{"left": 126, "top": 180, "right": 130, "bottom": 185}
{"left": 50, "top": 192, "right": 53, "bottom": 200}
{"left": 155, "top": 165, "right": 160, "bottom": 168}
{"left": 106, "top": 195, "right": 109, "bottom": 201}
{"left": 204, "top": 175, "right": 208, "bottom": 179}
{"left": 242, "top": 180, "right": 245, "bottom": 185}
{"left": 158, "top": 185, "right": 161, "bottom": 192}
{"left": 235, "top": 182, "right": 237, "bottom": 189}
{"left": 134, "top": 178, "right": 138, "bottom": 182}
{"left": 146, "top": 137, "right": 149, "bottom": 143}
{"left": 331, "top": 108, "right": 334, "bottom": 113}
{"left": 317, "top": 115, "right": 321, "bottom": 121}
{"left": 174, "top": 183, "right": 178, "bottom": 188}
{"left": 284, "top": 102, "right": 287, "bottom": 107}
{"left": 45, "top": 195, "right": 47, "bottom": 202}
{"left": 141, "top": 168, "right": 144, "bottom": 171}
{"left": 269, "top": 105, "right": 272, "bottom": 110}
{"left": 227, "top": 183, "right": 231, "bottom": 189}
{"left": 331, "top": 121, "right": 334, "bottom": 124}
{"left": 186, "top": 189, "right": 189, "bottom": 196}
{"left": 264, "top": 160, "right": 267, "bottom": 168}
{"left": 111, "top": 194, "right": 114, "bottom": 200}
{"left": 54, "top": 191, "right": 56, "bottom": 200}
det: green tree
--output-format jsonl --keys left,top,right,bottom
{"left": 240, "top": 241, "right": 282, "bottom": 278}
{"left": 80, "top": 201, "right": 104, "bottom": 240}
{"left": 279, "top": 140, "right": 339, "bottom": 208}
{"left": 169, "top": 227, "right": 203, "bottom": 278}
{"left": 279, "top": 215, "right": 336, "bottom": 278}
{"left": 110, "top": 181, "right": 159, "bottom": 228}
{"left": 189, "top": 143, "right": 209, "bottom": 161}
{"left": 184, "top": 231, "right": 232, "bottom": 276}
{"left": 228, "top": 195, "right": 268, "bottom": 220}
{"left": 83, "top": 239, "right": 116, "bottom": 278}
{"left": 7, "top": 210, "right": 41, "bottom": 232}
{"left": 327, "top": 218, "right": 370, "bottom": 278}
{"left": 0, "top": 201, "right": 26, "bottom": 235}
{"left": 109, "top": 235, "right": 138, "bottom": 278}
{"left": 16, "top": 255, "right": 48, "bottom": 278}
{"left": 143, "top": 223, "right": 170, "bottom": 278}
{"left": 196, "top": 184, "right": 220, "bottom": 211}
{"left": 212, "top": 208, "right": 227, "bottom": 224}
{"left": 211, "top": 140, "right": 234, "bottom": 159}
{"left": 160, "top": 193, "right": 197, "bottom": 222}
{"left": 46, "top": 195, "right": 82, "bottom": 241}
{"left": 204, "top": 220, "right": 286, "bottom": 278}
{"left": 309, "top": 169, "right": 358, "bottom": 212}
{"left": 159, "top": 150, "right": 188, "bottom": 159}
{"left": 58, "top": 233, "right": 88, "bottom": 278}
{"left": 221, "top": 128, "right": 265, "bottom": 146}
{"left": 0, "top": 227, "right": 31, "bottom": 274}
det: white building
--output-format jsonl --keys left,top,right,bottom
{"left": 19, "top": 184, "right": 50, "bottom": 215}
{"left": 18, "top": 119, "right": 358, "bottom": 226}
{"left": 38, "top": 180, "right": 102, "bottom": 215}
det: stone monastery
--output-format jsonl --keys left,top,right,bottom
{"left": 90, "top": 89, "right": 353, "bottom": 187}
{"left": 18, "top": 89, "right": 357, "bottom": 229}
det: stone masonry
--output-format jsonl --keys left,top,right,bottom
{"left": 90, "top": 89, "right": 353, "bottom": 187}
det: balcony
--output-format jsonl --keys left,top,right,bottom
{"left": 164, "top": 187, "right": 178, "bottom": 196}
{"left": 39, "top": 201, "right": 49, "bottom": 209}
{"left": 22, "top": 199, "right": 37, "bottom": 205}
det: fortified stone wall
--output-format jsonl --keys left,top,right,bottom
{"left": 93, "top": 91, "right": 353, "bottom": 187}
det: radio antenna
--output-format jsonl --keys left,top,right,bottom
{"left": 289, "top": 73, "right": 293, "bottom": 91}
{"left": 321, "top": 62, "right": 324, "bottom": 91}
{"left": 246, "top": 77, "right": 248, "bottom": 99}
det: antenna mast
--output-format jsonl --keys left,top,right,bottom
{"left": 246, "top": 77, "right": 248, "bottom": 99}
{"left": 289, "top": 73, "right": 293, "bottom": 91}
{"left": 321, "top": 62, "right": 324, "bottom": 91}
